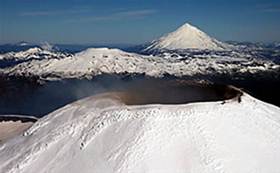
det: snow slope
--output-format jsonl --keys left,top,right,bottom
{"left": 1, "top": 47, "right": 279, "bottom": 81}
{"left": 145, "top": 23, "right": 230, "bottom": 51}
{"left": 0, "top": 92, "right": 280, "bottom": 173}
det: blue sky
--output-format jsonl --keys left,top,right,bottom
{"left": 1, "top": 0, "right": 280, "bottom": 44}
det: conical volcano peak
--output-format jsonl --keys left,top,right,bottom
{"left": 145, "top": 23, "right": 229, "bottom": 51}
{"left": 177, "top": 23, "right": 197, "bottom": 30}
{"left": 170, "top": 23, "right": 206, "bottom": 38}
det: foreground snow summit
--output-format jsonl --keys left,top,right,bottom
{"left": 0, "top": 90, "right": 280, "bottom": 173}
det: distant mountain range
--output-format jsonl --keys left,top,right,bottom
{"left": 0, "top": 47, "right": 279, "bottom": 81}
{"left": 1, "top": 23, "right": 279, "bottom": 54}
{"left": 0, "top": 23, "right": 279, "bottom": 81}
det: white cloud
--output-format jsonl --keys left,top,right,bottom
{"left": 256, "top": 3, "right": 280, "bottom": 13}
{"left": 20, "top": 9, "right": 90, "bottom": 16}
{"left": 66, "top": 9, "right": 157, "bottom": 23}
{"left": 262, "top": 7, "right": 280, "bottom": 13}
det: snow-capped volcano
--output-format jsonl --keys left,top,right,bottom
{"left": 145, "top": 23, "right": 229, "bottom": 51}
{"left": 1, "top": 90, "right": 280, "bottom": 173}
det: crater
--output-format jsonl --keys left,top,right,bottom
{"left": 0, "top": 76, "right": 243, "bottom": 117}
{"left": 106, "top": 80, "right": 243, "bottom": 105}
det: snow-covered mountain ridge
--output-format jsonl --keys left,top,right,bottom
{"left": 0, "top": 47, "right": 279, "bottom": 81}
{"left": 0, "top": 47, "right": 70, "bottom": 62}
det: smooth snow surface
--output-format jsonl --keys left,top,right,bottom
{"left": 0, "top": 115, "right": 36, "bottom": 142}
{"left": 146, "top": 23, "right": 229, "bottom": 51}
{"left": 1, "top": 92, "right": 280, "bottom": 173}
{"left": 0, "top": 121, "right": 33, "bottom": 142}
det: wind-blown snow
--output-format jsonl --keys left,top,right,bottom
{"left": 0, "top": 47, "right": 279, "bottom": 81}
{"left": 0, "top": 92, "right": 280, "bottom": 173}
{"left": 145, "top": 23, "right": 230, "bottom": 51}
